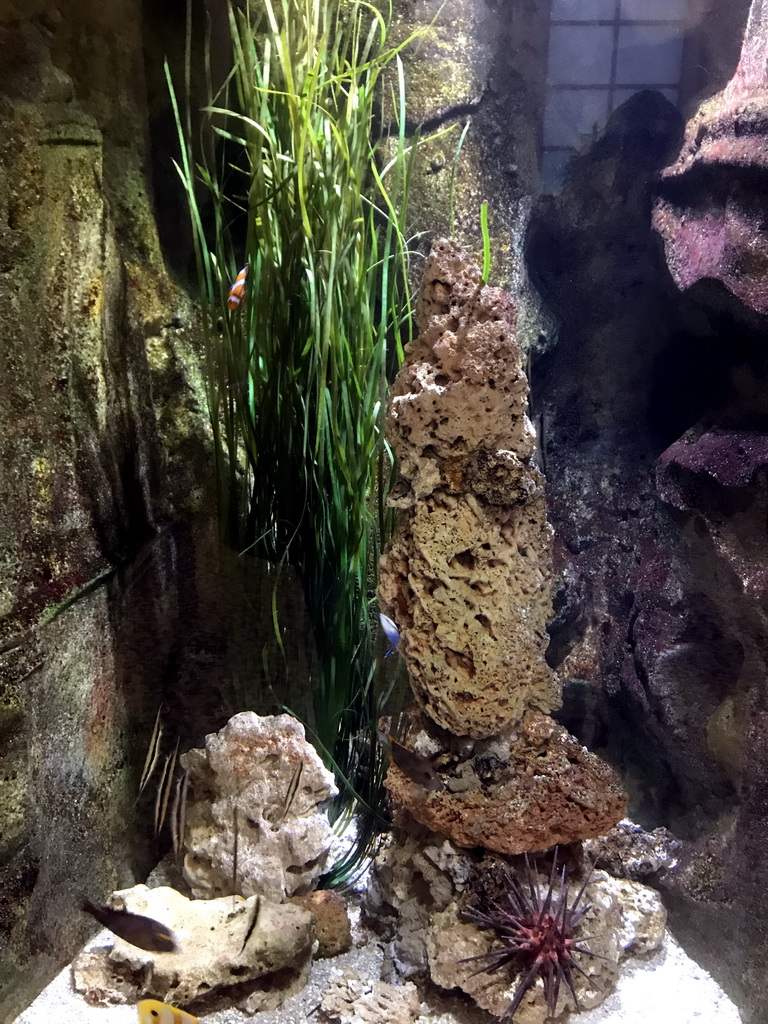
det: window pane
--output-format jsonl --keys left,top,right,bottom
{"left": 541, "top": 149, "right": 575, "bottom": 194}
{"left": 544, "top": 89, "right": 610, "bottom": 147}
{"left": 612, "top": 86, "right": 678, "bottom": 111}
{"left": 547, "top": 25, "right": 615, "bottom": 85}
{"left": 620, "top": 0, "right": 688, "bottom": 19}
{"left": 551, "top": 0, "right": 618, "bottom": 19}
{"left": 615, "top": 24, "right": 684, "bottom": 85}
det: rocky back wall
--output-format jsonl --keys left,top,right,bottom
{"left": 0, "top": 0, "right": 221, "bottom": 1016}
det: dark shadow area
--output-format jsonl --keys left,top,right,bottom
{"left": 528, "top": 54, "right": 768, "bottom": 1018}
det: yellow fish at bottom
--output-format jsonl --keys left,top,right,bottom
{"left": 137, "top": 1000, "right": 198, "bottom": 1024}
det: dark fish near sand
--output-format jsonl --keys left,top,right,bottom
{"left": 379, "top": 612, "right": 400, "bottom": 657}
{"left": 388, "top": 735, "right": 445, "bottom": 792}
{"left": 81, "top": 898, "right": 178, "bottom": 953}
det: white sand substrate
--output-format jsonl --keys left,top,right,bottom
{"left": 13, "top": 919, "right": 743, "bottom": 1024}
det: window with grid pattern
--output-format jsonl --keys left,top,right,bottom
{"left": 542, "top": 0, "right": 687, "bottom": 191}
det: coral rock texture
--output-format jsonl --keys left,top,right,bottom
{"left": 386, "top": 711, "right": 626, "bottom": 853}
{"left": 180, "top": 712, "right": 337, "bottom": 901}
{"left": 585, "top": 820, "right": 681, "bottom": 881}
{"left": 369, "top": 836, "right": 664, "bottom": 1023}
{"left": 425, "top": 872, "right": 665, "bottom": 1024}
{"left": 379, "top": 239, "right": 559, "bottom": 738}
{"left": 319, "top": 970, "right": 421, "bottom": 1024}
{"left": 367, "top": 831, "right": 475, "bottom": 979}
{"left": 73, "top": 884, "right": 314, "bottom": 1013}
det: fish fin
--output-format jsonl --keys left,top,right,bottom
{"left": 154, "top": 740, "right": 179, "bottom": 837}
{"left": 137, "top": 705, "right": 164, "bottom": 802}
{"left": 278, "top": 761, "right": 304, "bottom": 824}
{"left": 232, "top": 803, "right": 239, "bottom": 900}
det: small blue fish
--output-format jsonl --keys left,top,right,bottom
{"left": 379, "top": 612, "right": 400, "bottom": 658}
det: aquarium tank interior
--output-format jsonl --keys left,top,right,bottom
{"left": 0, "top": 0, "right": 766, "bottom": 1022}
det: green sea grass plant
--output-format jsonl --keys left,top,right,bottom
{"left": 167, "top": 0, "right": 425, "bottom": 879}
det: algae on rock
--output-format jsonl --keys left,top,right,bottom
{"left": 0, "top": 3, "right": 213, "bottom": 1014}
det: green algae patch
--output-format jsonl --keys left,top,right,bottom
{"left": 404, "top": 58, "right": 483, "bottom": 121}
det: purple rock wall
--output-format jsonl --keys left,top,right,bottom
{"left": 654, "top": 0, "right": 768, "bottom": 316}
{"left": 528, "top": 23, "right": 768, "bottom": 1009}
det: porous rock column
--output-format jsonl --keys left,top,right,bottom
{"left": 378, "top": 239, "right": 625, "bottom": 853}
{"left": 380, "top": 239, "right": 557, "bottom": 737}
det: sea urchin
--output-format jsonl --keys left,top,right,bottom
{"left": 460, "top": 849, "right": 601, "bottom": 1021}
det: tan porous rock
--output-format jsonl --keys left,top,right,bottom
{"left": 426, "top": 904, "right": 549, "bottom": 1024}
{"left": 385, "top": 711, "right": 626, "bottom": 854}
{"left": 379, "top": 239, "right": 558, "bottom": 738}
{"left": 319, "top": 969, "right": 421, "bottom": 1024}
{"left": 73, "top": 884, "right": 314, "bottom": 1013}
{"left": 180, "top": 712, "right": 337, "bottom": 901}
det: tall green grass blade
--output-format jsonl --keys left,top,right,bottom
{"left": 449, "top": 119, "right": 471, "bottom": 238}
{"left": 481, "top": 200, "right": 491, "bottom": 283}
{"left": 167, "top": 0, "right": 422, "bottom": 884}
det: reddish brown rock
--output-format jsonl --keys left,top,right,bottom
{"left": 385, "top": 711, "right": 626, "bottom": 854}
{"left": 291, "top": 889, "right": 352, "bottom": 958}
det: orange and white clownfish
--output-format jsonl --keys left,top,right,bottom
{"left": 137, "top": 1000, "right": 198, "bottom": 1024}
{"left": 227, "top": 263, "right": 249, "bottom": 310}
